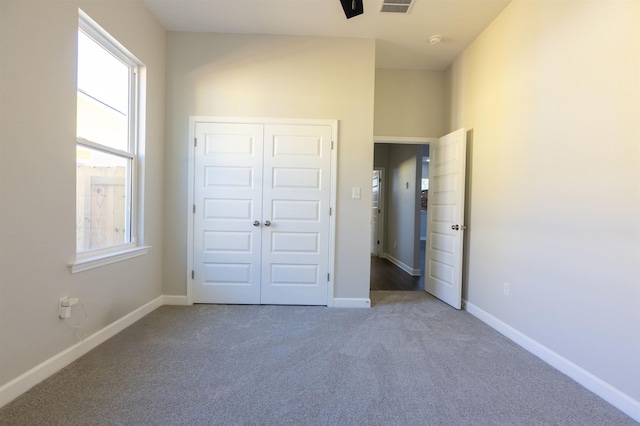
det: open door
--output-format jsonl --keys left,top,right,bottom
{"left": 425, "top": 128, "right": 467, "bottom": 309}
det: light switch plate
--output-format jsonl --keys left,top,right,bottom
{"left": 352, "top": 187, "right": 361, "bottom": 199}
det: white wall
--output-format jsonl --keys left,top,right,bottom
{"left": 163, "top": 32, "right": 376, "bottom": 300}
{"left": 0, "top": 0, "right": 165, "bottom": 388}
{"left": 447, "top": 0, "right": 640, "bottom": 407}
{"left": 374, "top": 68, "right": 445, "bottom": 137}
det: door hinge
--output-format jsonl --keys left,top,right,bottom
{"left": 329, "top": 207, "right": 332, "bottom": 216}
{"left": 193, "top": 204, "right": 196, "bottom": 214}
{"left": 327, "top": 273, "right": 330, "bottom": 282}
{"left": 191, "top": 270, "right": 194, "bottom": 279}
{"left": 331, "top": 141, "right": 334, "bottom": 150}
{"left": 194, "top": 137, "right": 197, "bottom": 147}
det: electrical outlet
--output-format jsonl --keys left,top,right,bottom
{"left": 59, "top": 297, "right": 79, "bottom": 319}
{"left": 59, "top": 298, "right": 71, "bottom": 319}
{"left": 503, "top": 282, "right": 510, "bottom": 296}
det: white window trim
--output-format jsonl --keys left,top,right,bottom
{"left": 70, "top": 246, "right": 150, "bottom": 274}
{"left": 72, "top": 9, "right": 148, "bottom": 272}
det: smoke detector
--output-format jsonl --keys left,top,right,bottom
{"left": 428, "top": 34, "right": 443, "bottom": 45}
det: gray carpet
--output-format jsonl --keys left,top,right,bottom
{"left": 0, "top": 291, "right": 636, "bottom": 425}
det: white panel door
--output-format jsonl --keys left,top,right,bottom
{"left": 425, "top": 128, "right": 467, "bottom": 309}
{"left": 260, "top": 124, "right": 332, "bottom": 305}
{"left": 193, "top": 121, "right": 332, "bottom": 305}
{"left": 194, "top": 123, "right": 264, "bottom": 304}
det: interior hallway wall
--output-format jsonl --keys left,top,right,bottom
{"left": 446, "top": 0, "right": 640, "bottom": 405}
{"left": 383, "top": 145, "right": 421, "bottom": 272}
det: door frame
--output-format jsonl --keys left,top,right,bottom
{"left": 187, "top": 117, "right": 338, "bottom": 306}
{"left": 371, "top": 136, "right": 437, "bottom": 292}
{"left": 372, "top": 133, "right": 468, "bottom": 310}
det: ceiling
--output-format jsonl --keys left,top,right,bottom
{"left": 142, "top": 0, "right": 511, "bottom": 70}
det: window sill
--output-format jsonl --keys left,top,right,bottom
{"left": 69, "top": 246, "right": 150, "bottom": 274}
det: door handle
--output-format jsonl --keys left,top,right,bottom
{"left": 264, "top": 220, "right": 271, "bottom": 227}
{"left": 253, "top": 221, "right": 260, "bottom": 227}
{"left": 451, "top": 224, "right": 459, "bottom": 230}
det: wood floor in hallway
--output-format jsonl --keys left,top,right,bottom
{"left": 369, "top": 255, "right": 424, "bottom": 291}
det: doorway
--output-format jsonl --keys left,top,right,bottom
{"left": 370, "top": 139, "right": 432, "bottom": 291}
{"left": 370, "top": 130, "right": 468, "bottom": 309}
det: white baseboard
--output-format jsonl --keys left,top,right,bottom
{"left": 0, "top": 296, "right": 164, "bottom": 409}
{"left": 464, "top": 300, "right": 640, "bottom": 423}
{"left": 162, "top": 295, "right": 189, "bottom": 305}
{"left": 332, "top": 297, "right": 371, "bottom": 308}
{"left": 384, "top": 254, "right": 421, "bottom": 276}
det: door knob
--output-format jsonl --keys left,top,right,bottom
{"left": 264, "top": 220, "right": 271, "bottom": 227}
{"left": 451, "top": 224, "right": 459, "bottom": 230}
{"left": 253, "top": 221, "right": 260, "bottom": 227}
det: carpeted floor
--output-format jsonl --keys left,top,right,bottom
{"left": 0, "top": 291, "right": 636, "bottom": 425}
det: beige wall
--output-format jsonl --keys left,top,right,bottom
{"left": 374, "top": 69, "right": 445, "bottom": 137}
{"left": 446, "top": 0, "right": 640, "bottom": 402}
{"left": 0, "top": 0, "right": 165, "bottom": 386}
{"left": 163, "top": 33, "right": 376, "bottom": 300}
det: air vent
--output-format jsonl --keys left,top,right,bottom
{"left": 380, "top": 0, "right": 414, "bottom": 14}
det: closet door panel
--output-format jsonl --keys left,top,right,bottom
{"left": 261, "top": 124, "right": 332, "bottom": 305}
{"left": 193, "top": 122, "right": 264, "bottom": 304}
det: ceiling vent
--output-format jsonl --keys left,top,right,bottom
{"left": 379, "top": 0, "right": 414, "bottom": 14}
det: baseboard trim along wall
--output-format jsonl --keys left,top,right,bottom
{"left": 332, "top": 297, "right": 371, "bottom": 308}
{"left": 384, "top": 253, "right": 421, "bottom": 276}
{"left": 0, "top": 296, "right": 164, "bottom": 409}
{"left": 162, "top": 295, "right": 189, "bottom": 305}
{"left": 463, "top": 300, "right": 640, "bottom": 423}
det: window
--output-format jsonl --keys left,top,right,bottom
{"left": 73, "top": 10, "right": 147, "bottom": 272}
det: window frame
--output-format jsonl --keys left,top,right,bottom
{"left": 71, "top": 10, "right": 148, "bottom": 273}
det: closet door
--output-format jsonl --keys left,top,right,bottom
{"left": 260, "top": 124, "right": 332, "bottom": 305}
{"left": 193, "top": 121, "right": 332, "bottom": 306}
{"left": 193, "top": 122, "right": 264, "bottom": 304}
